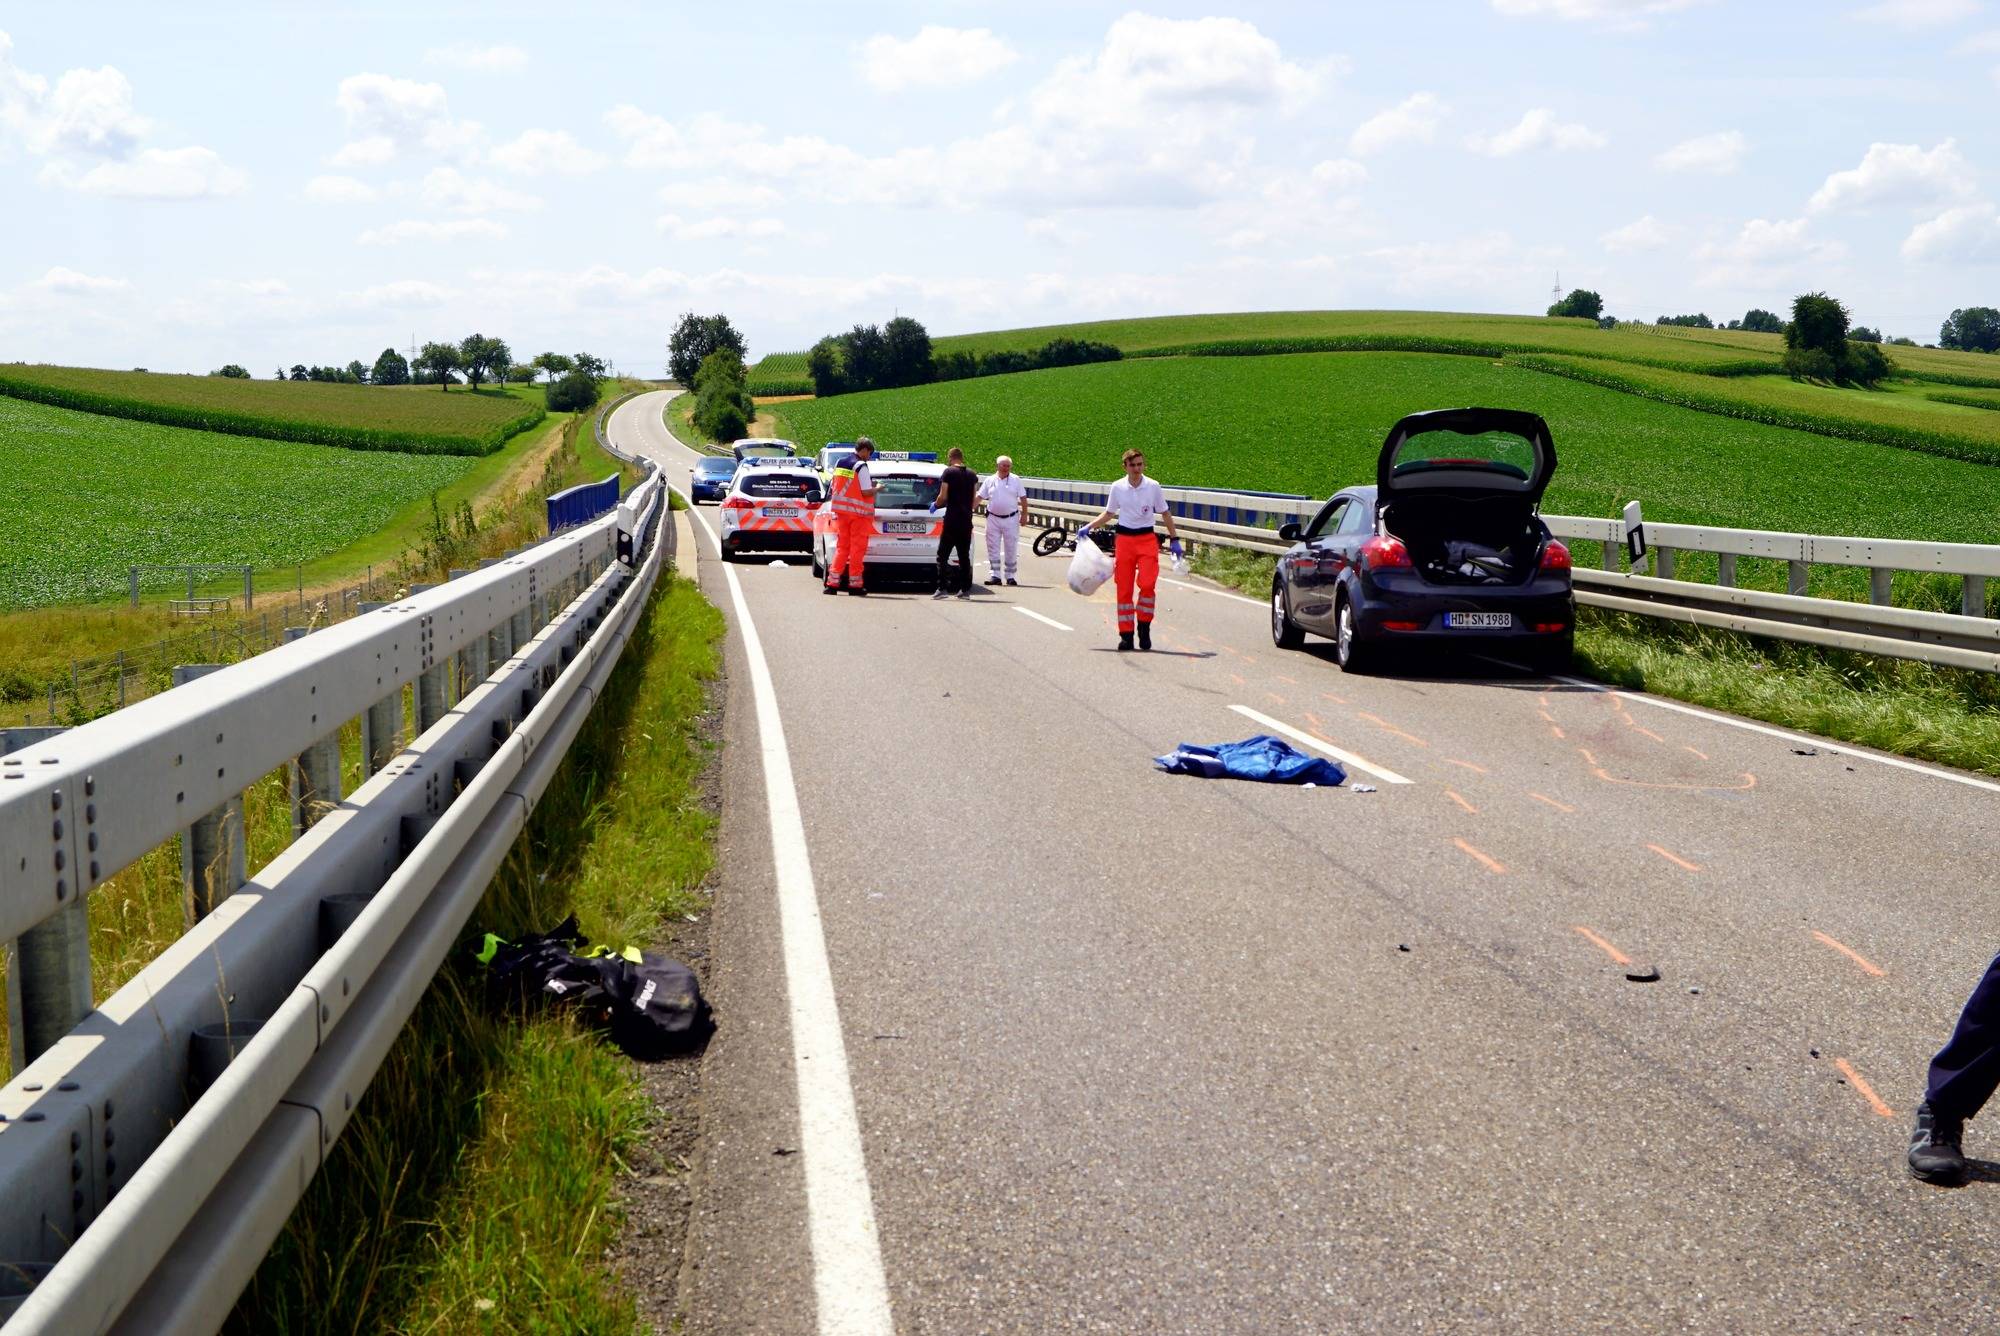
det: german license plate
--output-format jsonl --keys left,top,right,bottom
{"left": 1444, "top": 611, "right": 1512, "bottom": 628}
{"left": 885, "top": 521, "right": 927, "bottom": 534}
{"left": 762, "top": 507, "right": 800, "bottom": 518}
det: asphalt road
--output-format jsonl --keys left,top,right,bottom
{"left": 611, "top": 391, "right": 2000, "bottom": 1334}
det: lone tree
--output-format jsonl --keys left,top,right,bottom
{"left": 209, "top": 364, "right": 250, "bottom": 378}
{"left": 806, "top": 335, "right": 847, "bottom": 397}
{"left": 1547, "top": 288, "right": 1604, "bottom": 320}
{"left": 1783, "top": 292, "right": 1891, "bottom": 387}
{"left": 1739, "top": 308, "right": 1785, "bottom": 334}
{"left": 1940, "top": 307, "right": 2000, "bottom": 353}
{"left": 532, "top": 351, "right": 573, "bottom": 385}
{"left": 416, "top": 341, "right": 462, "bottom": 389}
{"left": 572, "top": 351, "right": 608, "bottom": 380}
{"left": 371, "top": 347, "right": 411, "bottom": 386}
{"left": 881, "top": 316, "right": 935, "bottom": 389}
{"left": 289, "top": 364, "right": 309, "bottom": 381}
{"left": 457, "top": 333, "right": 511, "bottom": 390}
{"left": 668, "top": 312, "right": 747, "bottom": 386}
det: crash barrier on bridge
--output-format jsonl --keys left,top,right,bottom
{"left": 545, "top": 472, "right": 622, "bottom": 532}
{"left": 0, "top": 470, "right": 667, "bottom": 1332}
{"left": 1016, "top": 476, "right": 2000, "bottom": 673}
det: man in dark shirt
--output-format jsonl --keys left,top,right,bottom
{"left": 932, "top": 448, "right": 979, "bottom": 600}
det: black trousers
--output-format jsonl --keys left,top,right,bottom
{"left": 937, "top": 523, "right": 972, "bottom": 592}
{"left": 1927, "top": 950, "right": 2000, "bottom": 1120}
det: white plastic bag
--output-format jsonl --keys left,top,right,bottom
{"left": 1169, "top": 555, "right": 1190, "bottom": 575}
{"left": 1067, "top": 531, "right": 1114, "bottom": 596}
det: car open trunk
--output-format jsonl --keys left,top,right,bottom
{"left": 1375, "top": 407, "right": 1557, "bottom": 586}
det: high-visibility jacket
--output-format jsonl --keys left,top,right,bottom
{"left": 828, "top": 462, "right": 874, "bottom": 518}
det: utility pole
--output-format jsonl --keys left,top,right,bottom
{"left": 1551, "top": 272, "right": 1563, "bottom": 308}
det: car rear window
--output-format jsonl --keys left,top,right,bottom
{"left": 1391, "top": 429, "right": 1534, "bottom": 481}
{"left": 741, "top": 474, "right": 822, "bottom": 500}
{"left": 696, "top": 459, "right": 735, "bottom": 474}
{"left": 872, "top": 475, "right": 941, "bottom": 510}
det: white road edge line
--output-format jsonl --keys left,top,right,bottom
{"left": 1163, "top": 576, "right": 1262, "bottom": 607}
{"left": 717, "top": 553, "right": 895, "bottom": 1336}
{"left": 1229, "top": 704, "right": 1415, "bottom": 785}
{"left": 1013, "top": 606, "right": 1073, "bottom": 632}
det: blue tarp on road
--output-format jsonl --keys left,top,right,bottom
{"left": 1152, "top": 735, "right": 1347, "bottom": 787}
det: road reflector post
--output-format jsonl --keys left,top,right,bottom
{"left": 173, "top": 665, "right": 247, "bottom": 923}
{"left": 1, "top": 727, "right": 90, "bottom": 1076}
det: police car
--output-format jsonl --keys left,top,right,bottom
{"left": 814, "top": 443, "right": 936, "bottom": 475}
{"left": 733, "top": 437, "right": 798, "bottom": 463}
{"left": 718, "top": 464, "right": 824, "bottom": 561}
{"left": 811, "top": 459, "right": 963, "bottom": 584}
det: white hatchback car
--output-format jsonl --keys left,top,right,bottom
{"left": 718, "top": 465, "right": 824, "bottom": 561}
{"left": 811, "top": 461, "right": 963, "bottom": 584}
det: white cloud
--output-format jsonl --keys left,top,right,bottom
{"left": 1851, "top": 0, "right": 1982, "bottom": 25}
{"left": 1902, "top": 203, "right": 2000, "bottom": 261}
{"left": 1694, "top": 216, "right": 1847, "bottom": 287}
{"left": 32, "top": 266, "right": 129, "bottom": 295}
{"left": 1466, "top": 108, "right": 1607, "bottom": 156}
{"left": 857, "top": 26, "right": 1018, "bottom": 92}
{"left": 1361, "top": 232, "right": 1557, "bottom": 299}
{"left": 657, "top": 213, "right": 785, "bottom": 240}
{"left": 332, "top": 73, "right": 480, "bottom": 164}
{"left": 1492, "top": 0, "right": 1711, "bottom": 18}
{"left": 1955, "top": 27, "right": 2000, "bottom": 49}
{"left": 304, "top": 173, "right": 378, "bottom": 204}
{"left": 1348, "top": 92, "right": 1446, "bottom": 155}
{"left": 344, "top": 279, "right": 453, "bottom": 309}
{"left": 490, "top": 128, "right": 606, "bottom": 176}
{"left": 1025, "top": 216, "right": 1087, "bottom": 246}
{"left": 424, "top": 43, "right": 528, "bottom": 73}
{"left": 1808, "top": 138, "right": 1974, "bottom": 212}
{"left": 658, "top": 178, "right": 784, "bottom": 210}
{"left": 421, "top": 166, "right": 541, "bottom": 212}
{"left": 1602, "top": 214, "right": 1675, "bottom": 251}
{"left": 1656, "top": 129, "right": 1747, "bottom": 173}
{"left": 40, "top": 146, "right": 246, "bottom": 199}
{"left": 0, "top": 32, "right": 156, "bottom": 161}
{"left": 357, "top": 217, "right": 508, "bottom": 246}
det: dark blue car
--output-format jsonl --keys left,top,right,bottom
{"left": 690, "top": 456, "right": 739, "bottom": 504}
{"left": 1270, "top": 407, "right": 1574, "bottom": 672}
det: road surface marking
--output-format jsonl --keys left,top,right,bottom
{"left": 1444, "top": 757, "right": 1488, "bottom": 774}
{"left": 1220, "top": 644, "right": 1243, "bottom": 658}
{"left": 1813, "top": 931, "right": 1886, "bottom": 978}
{"left": 1835, "top": 1059, "right": 1896, "bottom": 1119}
{"left": 1230, "top": 704, "right": 1414, "bottom": 785}
{"left": 1276, "top": 674, "right": 1299, "bottom": 685}
{"left": 1549, "top": 725, "right": 1566, "bottom": 740}
{"left": 1683, "top": 745, "right": 1710, "bottom": 761}
{"left": 1357, "top": 711, "right": 1428, "bottom": 747}
{"left": 1264, "top": 692, "right": 1288, "bottom": 706}
{"left": 1445, "top": 789, "right": 1479, "bottom": 815}
{"left": 1164, "top": 576, "right": 1261, "bottom": 606}
{"left": 717, "top": 553, "right": 895, "bottom": 1335}
{"left": 1629, "top": 723, "right": 1667, "bottom": 743}
{"left": 1230, "top": 672, "right": 1247, "bottom": 687}
{"left": 1646, "top": 843, "right": 1703, "bottom": 872}
{"left": 1571, "top": 926, "right": 1633, "bottom": 967}
{"left": 1529, "top": 791, "right": 1576, "bottom": 813}
{"left": 1577, "top": 747, "right": 1598, "bottom": 766}
{"left": 1453, "top": 838, "right": 1507, "bottom": 874}
{"left": 1320, "top": 690, "right": 1350, "bottom": 706}
{"left": 1537, "top": 707, "right": 1557, "bottom": 724}
{"left": 1013, "top": 606, "right": 1072, "bottom": 632}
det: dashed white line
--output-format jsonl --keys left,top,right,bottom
{"left": 1013, "top": 606, "right": 1073, "bottom": 632}
{"left": 1229, "top": 704, "right": 1415, "bottom": 785}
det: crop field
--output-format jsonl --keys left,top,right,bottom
{"left": 745, "top": 350, "right": 812, "bottom": 396}
{"left": 0, "top": 364, "right": 544, "bottom": 455}
{"left": 0, "top": 395, "right": 472, "bottom": 608}
{"left": 773, "top": 351, "right": 2000, "bottom": 548}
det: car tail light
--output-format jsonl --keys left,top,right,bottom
{"left": 1359, "top": 535, "right": 1412, "bottom": 570}
{"left": 1382, "top": 620, "right": 1423, "bottom": 632}
{"left": 722, "top": 496, "right": 754, "bottom": 510}
{"left": 1533, "top": 621, "right": 1569, "bottom": 634}
{"left": 1539, "top": 540, "right": 1571, "bottom": 571}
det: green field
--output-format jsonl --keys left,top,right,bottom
{"left": 745, "top": 350, "right": 812, "bottom": 396}
{"left": 0, "top": 363, "right": 544, "bottom": 455}
{"left": 772, "top": 351, "right": 2000, "bottom": 547}
{"left": 0, "top": 395, "right": 473, "bottom": 608}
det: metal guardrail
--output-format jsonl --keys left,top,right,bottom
{"left": 0, "top": 471, "right": 667, "bottom": 1331}
{"left": 545, "top": 472, "right": 621, "bottom": 532}
{"left": 1017, "top": 476, "right": 2000, "bottom": 670}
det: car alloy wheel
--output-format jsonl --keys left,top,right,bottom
{"left": 1336, "top": 598, "right": 1368, "bottom": 672}
{"left": 1272, "top": 581, "right": 1304, "bottom": 650}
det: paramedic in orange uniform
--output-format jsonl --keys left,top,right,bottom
{"left": 824, "top": 436, "right": 880, "bottom": 596}
{"left": 1079, "top": 448, "right": 1181, "bottom": 651}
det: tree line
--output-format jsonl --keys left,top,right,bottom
{"left": 208, "top": 337, "right": 608, "bottom": 408}
{"left": 802, "top": 317, "right": 1118, "bottom": 397}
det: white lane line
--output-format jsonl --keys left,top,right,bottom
{"left": 1229, "top": 704, "right": 1415, "bottom": 785}
{"left": 1163, "top": 576, "right": 1262, "bottom": 607}
{"left": 1483, "top": 656, "right": 2000, "bottom": 797}
{"left": 719, "top": 551, "right": 895, "bottom": 1334}
{"left": 1013, "top": 606, "right": 1072, "bottom": 632}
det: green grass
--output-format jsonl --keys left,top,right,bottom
{"left": 0, "top": 394, "right": 473, "bottom": 608}
{"left": 0, "top": 364, "right": 544, "bottom": 455}
{"left": 234, "top": 573, "right": 724, "bottom": 1333}
{"left": 745, "top": 350, "right": 812, "bottom": 396}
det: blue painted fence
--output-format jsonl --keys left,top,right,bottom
{"left": 546, "top": 473, "right": 622, "bottom": 532}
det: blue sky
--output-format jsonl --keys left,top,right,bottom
{"left": 1, "top": 1, "right": 1994, "bottom": 374}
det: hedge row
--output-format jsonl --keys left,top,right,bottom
{"left": 1127, "top": 335, "right": 1775, "bottom": 378}
{"left": 1926, "top": 391, "right": 2000, "bottom": 413}
{"left": 1512, "top": 355, "right": 2000, "bottom": 467}
{"left": 0, "top": 371, "right": 542, "bottom": 456}
{"left": 1898, "top": 368, "right": 2000, "bottom": 391}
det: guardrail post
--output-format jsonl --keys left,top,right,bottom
{"left": 1869, "top": 568, "right": 1893, "bottom": 606}
{"left": 2, "top": 727, "right": 91, "bottom": 1076}
{"left": 407, "top": 583, "right": 448, "bottom": 733}
{"left": 1654, "top": 546, "right": 1675, "bottom": 581}
{"left": 173, "top": 665, "right": 246, "bottom": 922}
{"left": 1600, "top": 539, "right": 1617, "bottom": 572}
{"left": 281, "top": 629, "right": 343, "bottom": 835}
{"left": 1965, "top": 575, "right": 1987, "bottom": 619}
{"left": 1717, "top": 554, "right": 1737, "bottom": 587}
{"left": 243, "top": 566, "right": 253, "bottom": 610}
{"left": 1787, "top": 561, "right": 1809, "bottom": 598}
{"left": 356, "top": 602, "right": 403, "bottom": 774}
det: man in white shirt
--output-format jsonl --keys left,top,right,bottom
{"left": 1079, "top": 448, "right": 1181, "bottom": 651}
{"left": 976, "top": 454, "right": 1030, "bottom": 586}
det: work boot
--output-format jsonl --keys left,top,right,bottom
{"left": 1118, "top": 633, "right": 1134, "bottom": 652}
{"left": 1908, "top": 1102, "right": 1969, "bottom": 1184}
{"left": 1137, "top": 623, "right": 1152, "bottom": 651}
{"left": 849, "top": 586, "right": 867, "bottom": 597}
{"left": 1005, "top": 578, "right": 1018, "bottom": 586}
{"left": 985, "top": 576, "right": 1002, "bottom": 586}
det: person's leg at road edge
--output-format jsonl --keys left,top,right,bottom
{"left": 1910, "top": 951, "right": 2000, "bottom": 1185}
{"left": 1113, "top": 532, "right": 1158, "bottom": 651}
{"left": 986, "top": 511, "right": 1019, "bottom": 585}
{"left": 833, "top": 513, "right": 870, "bottom": 595}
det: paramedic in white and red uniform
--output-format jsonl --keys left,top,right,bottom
{"left": 1080, "top": 448, "right": 1181, "bottom": 652}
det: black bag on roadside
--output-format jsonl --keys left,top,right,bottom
{"left": 476, "top": 915, "right": 712, "bottom": 1058}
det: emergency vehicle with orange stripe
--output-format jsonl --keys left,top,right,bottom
{"left": 717, "top": 463, "right": 825, "bottom": 561}
{"left": 810, "top": 458, "right": 965, "bottom": 584}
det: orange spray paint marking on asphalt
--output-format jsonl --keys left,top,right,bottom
{"left": 1571, "top": 926, "right": 1633, "bottom": 967}
{"left": 1594, "top": 769, "right": 1757, "bottom": 793}
{"left": 1320, "top": 690, "right": 1350, "bottom": 706}
{"left": 1629, "top": 724, "right": 1667, "bottom": 744}
{"left": 1198, "top": 633, "right": 1215, "bottom": 645}
{"left": 1265, "top": 692, "right": 1288, "bottom": 707}
{"left": 1445, "top": 757, "right": 1488, "bottom": 774}
{"left": 1453, "top": 839, "right": 1507, "bottom": 874}
{"left": 1577, "top": 748, "right": 1598, "bottom": 766}
{"left": 1813, "top": 931, "right": 1886, "bottom": 978}
{"left": 1835, "top": 1059, "right": 1896, "bottom": 1119}
{"left": 1358, "top": 712, "right": 1428, "bottom": 747}
{"left": 1529, "top": 791, "right": 1576, "bottom": 813}
{"left": 1683, "top": 745, "right": 1710, "bottom": 761}
{"left": 1549, "top": 725, "right": 1566, "bottom": 740}
{"left": 1230, "top": 673, "right": 1246, "bottom": 687}
{"left": 1537, "top": 708, "right": 1557, "bottom": 724}
{"left": 1646, "top": 844, "right": 1703, "bottom": 872}
{"left": 1276, "top": 674, "right": 1299, "bottom": 685}
{"left": 1445, "top": 789, "right": 1479, "bottom": 815}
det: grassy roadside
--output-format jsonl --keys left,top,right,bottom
{"left": 669, "top": 388, "right": 789, "bottom": 450}
{"left": 1188, "top": 547, "right": 2000, "bottom": 777}
{"left": 233, "top": 572, "right": 725, "bottom": 1332}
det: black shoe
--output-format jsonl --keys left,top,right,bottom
{"left": 849, "top": 587, "right": 867, "bottom": 597}
{"left": 823, "top": 584, "right": 839, "bottom": 596}
{"left": 1005, "top": 578, "right": 1018, "bottom": 586}
{"left": 984, "top": 576, "right": 1002, "bottom": 585}
{"left": 1909, "top": 1101, "right": 1969, "bottom": 1184}
{"left": 932, "top": 589, "right": 949, "bottom": 600}
{"left": 1117, "top": 633, "right": 1134, "bottom": 652}
{"left": 1137, "top": 624, "right": 1152, "bottom": 651}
